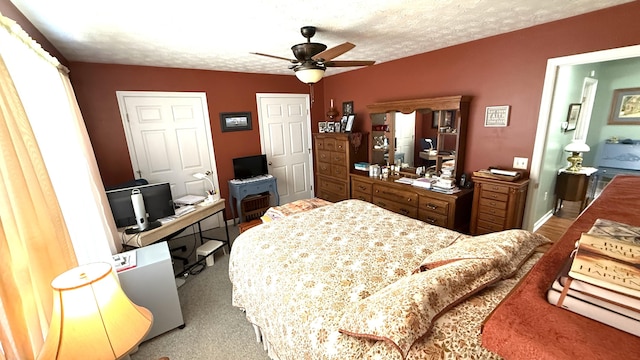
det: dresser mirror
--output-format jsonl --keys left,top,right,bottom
{"left": 367, "top": 96, "right": 470, "bottom": 182}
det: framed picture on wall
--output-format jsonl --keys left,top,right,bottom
{"left": 484, "top": 105, "right": 510, "bottom": 127}
{"left": 608, "top": 87, "right": 640, "bottom": 125}
{"left": 220, "top": 112, "right": 252, "bottom": 132}
{"left": 565, "top": 103, "right": 581, "bottom": 132}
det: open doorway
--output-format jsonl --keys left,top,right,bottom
{"left": 524, "top": 45, "right": 640, "bottom": 230}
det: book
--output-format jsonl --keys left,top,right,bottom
{"left": 568, "top": 233, "right": 640, "bottom": 298}
{"left": 174, "top": 194, "right": 206, "bottom": 206}
{"left": 546, "top": 288, "right": 640, "bottom": 337}
{"left": 489, "top": 168, "right": 518, "bottom": 177}
{"left": 554, "top": 254, "right": 640, "bottom": 313}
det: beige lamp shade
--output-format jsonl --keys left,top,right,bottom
{"left": 38, "top": 262, "right": 153, "bottom": 360}
{"left": 564, "top": 140, "right": 591, "bottom": 153}
{"left": 294, "top": 62, "right": 325, "bottom": 84}
{"left": 564, "top": 140, "right": 591, "bottom": 172}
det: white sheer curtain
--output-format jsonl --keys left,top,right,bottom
{"left": 0, "top": 15, "right": 118, "bottom": 263}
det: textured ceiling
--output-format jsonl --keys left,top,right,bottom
{"left": 8, "top": 0, "right": 634, "bottom": 77}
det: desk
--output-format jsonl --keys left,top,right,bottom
{"left": 228, "top": 175, "right": 279, "bottom": 223}
{"left": 119, "top": 198, "right": 229, "bottom": 251}
{"left": 554, "top": 167, "right": 597, "bottom": 214}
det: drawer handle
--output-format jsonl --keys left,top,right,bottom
{"left": 358, "top": 196, "right": 367, "bottom": 201}
{"left": 358, "top": 185, "right": 367, "bottom": 191}
{"left": 400, "top": 208, "right": 410, "bottom": 215}
{"left": 425, "top": 217, "right": 436, "bottom": 224}
{"left": 426, "top": 203, "right": 438, "bottom": 210}
{"left": 377, "top": 201, "right": 386, "bottom": 207}
{"left": 491, "top": 194, "right": 498, "bottom": 199}
{"left": 406, "top": 198, "right": 412, "bottom": 202}
{"left": 490, "top": 201, "right": 496, "bottom": 206}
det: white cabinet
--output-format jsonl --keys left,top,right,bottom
{"left": 117, "top": 242, "right": 184, "bottom": 341}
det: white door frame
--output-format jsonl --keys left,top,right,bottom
{"left": 524, "top": 45, "right": 640, "bottom": 230}
{"left": 116, "top": 91, "right": 218, "bottom": 188}
{"left": 255, "top": 93, "right": 315, "bottom": 194}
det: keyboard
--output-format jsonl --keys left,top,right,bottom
{"left": 230, "top": 174, "right": 273, "bottom": 184}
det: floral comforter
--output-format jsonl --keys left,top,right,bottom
{"left": 229, "top": 199, "right": 544, "bottom": 360}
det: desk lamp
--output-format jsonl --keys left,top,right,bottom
{"left": 193, "top": 171, "right": 216, "bottom": 199}
{"left": 564, "top": 140, "right": 590, "bottom": 172}
{"left": 38, "top": 262, "right": 153, "bottom": 360}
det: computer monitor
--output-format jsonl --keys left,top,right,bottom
{"left": 233, "top": 154, "right": 268, "bottom": 179}
{"left": 106, "top": 182, "right": 174, "bottom": 228}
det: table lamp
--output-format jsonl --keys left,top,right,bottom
{"left": 38, "top": 262, "right": 153, "bottom": 360}
{"left": 193, "top": 171, "right": 216, "bottom": 201}
{"left": 564, "top": 140, "right": 590, "bottom": 172}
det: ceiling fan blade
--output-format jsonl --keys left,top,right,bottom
{"left": 312, "top": 42, "right": 355, "bottom": 61}
{"left": 251, "top": 52, "right": 298, "bottom": 63}
{"left": 324, "top": 60, "right": 376, "bottom": 67}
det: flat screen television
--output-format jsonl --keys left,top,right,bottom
{"left": 233, "top": 154, "right": 268, "bottom": 179}
{"left": 106, "top": 182, "right": 175, "bottom": 228}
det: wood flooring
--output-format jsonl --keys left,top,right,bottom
{"left": 533, "top": 200, "right": 582, "bottom": 250}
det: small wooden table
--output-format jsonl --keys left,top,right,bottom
{"left": 554, "top": 167, "right": 597, "bottom": 214}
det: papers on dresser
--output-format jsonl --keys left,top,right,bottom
{"left": 112, "top": 250, "right": 137, "bottom": 272}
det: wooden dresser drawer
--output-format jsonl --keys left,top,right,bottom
{"left": 318, "top": 177, "right": 347, "bottom": 198}
{"left": 479, "top": 197, "right": 507, "bottom": 210}
{"left": 352, "top": 190, "right": 372, "bottom": 202}
{"left": 316, "top": 138, "right": 325, "bottom": 151}
{"left": 331, "top": 165, "right": 348, "bottom": 180}
{"left": 352, "top": 178, "right": 373, "bottom": 194}
{"left": 478, "top": 211, "right": 505, "bottom": 226}
{"left": 331, "top": 152, "right": 346, "bottom": 165}
{"left": 478, "top": 206, "right": 506, "bottom": 218}
{"left": 477, "top": 219, "right": 504, "bottom": 232}
{"left": 335, "top": 140, "right": 347, "bottom": 153}
{"left": 418, "top": 196, "right": 449, "bottom": 216}
{"left": 323, "top": 138, "right": 336, "bottom": 151}
{"left": 480, "top": 190, "right": 509, "bottom": 202}
{"left": 317, "top": 162, "right": 331, "bottom": 176}
{"left": 318, "top": 150, "right": 331, "bottom": 162}
{"left": 418, "top": 210, "right": 447, "bottom": 227}
{"left": 373, "top": 184, "right": 418, "bottom": 205}
{"left": 373, "top": 197, "right": 418, "bottom": 218}
{"left": 481, "top": 183, "right": 510, "bottom": 194}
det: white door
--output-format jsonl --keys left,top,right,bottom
{"left": 116, "top": 91, "right": 221, "bottom": 231}
{"left": 395, "top": 112, "right": 416, "bottom": 166}
{"left": 256, "top": 93, "right": 314, "bottom": 204}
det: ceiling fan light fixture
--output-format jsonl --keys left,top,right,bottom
{"left": 294, "top": 63, "right": 325, "bottom": 84}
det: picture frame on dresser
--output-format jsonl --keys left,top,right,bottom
{"left": 345, "top": 114, "right": 355, "bottom": 132}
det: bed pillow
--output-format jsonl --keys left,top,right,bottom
{"left": 339, "top": 258, "right": 501, "bottom": 359}
{"left": 415, "top": 229, "right": 551, "bottom": 278}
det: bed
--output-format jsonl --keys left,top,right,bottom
{"left": 482, "top": 174, "right": 640, "bottom": 358}
{"left": 229, "top": 199, "right": 549, "bottom": 359}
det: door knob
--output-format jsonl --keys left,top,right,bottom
{"left": 268, "top": 161, "right": 273, "bottom": 165}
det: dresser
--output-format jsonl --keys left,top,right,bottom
{"left": 470, "top": 177, "right": 529, "bottom": 235}
{"left": 314, "top": 133, "right": 368, "bottom": 202}
{"left": 351, "top": 173, "right": 473, "bottom": 232}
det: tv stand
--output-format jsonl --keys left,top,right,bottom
{"left": 228, "top": 175, "right": 280, "bottom": 223}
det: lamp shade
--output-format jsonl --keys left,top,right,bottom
{"left": 564, "top": 140, "right": 591, "bottom": 153}
{"left": 38, "top": 263, "right": 153, "bottom": 360}
{"left": 294, "top": 63, "right": 325, "bottom": 84}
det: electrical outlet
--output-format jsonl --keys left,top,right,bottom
{"left": 513, "top": 157, "right": 528, "bottom": 170}
{"left": 544, "top": 191, "right": 548, "bottom": 201}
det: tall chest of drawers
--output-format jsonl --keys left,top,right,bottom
{"left": 470, "top": 177, "right": 529, "bottom": 235}
{"left": 314, "top": 133, "right": 368, "bottom": 202}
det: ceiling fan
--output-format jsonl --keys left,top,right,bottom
{"left": 252, "top": 26, "right": 376, "bottom": 84}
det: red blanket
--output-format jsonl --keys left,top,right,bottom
{"left": 482, "top": 175, "right": 640, "bottom": 359}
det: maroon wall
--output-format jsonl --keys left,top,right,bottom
{"left": 69, "top": 63, "right": 324, "bottom": 208}
{"left": 323, "top": 1, "right": 640, "bottom": 175}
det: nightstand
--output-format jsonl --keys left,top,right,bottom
{"left": 554, "top": 167, "right": 597, "bottom": 214}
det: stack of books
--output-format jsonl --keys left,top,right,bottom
{"left": 547, "top": 219, "right": 640, "bottom": 336}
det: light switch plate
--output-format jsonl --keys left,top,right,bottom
{"left": 513, "top": 157, "right": 528, "bottom": 169}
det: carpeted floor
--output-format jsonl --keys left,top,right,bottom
{"left": 130, "top": 224, "right": 269, "bottom": 360}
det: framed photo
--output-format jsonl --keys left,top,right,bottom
{"left": 220, "top": 112, "right": 252, "bottom": 132}
{"left": 345, "top": 114, "right": 355, "bottom": 132}
{"left": 342, "top": 101, "right": 354, "bottom": 115}
{"left": 565, "top": 103, "right": 581, "bottom": 132}
{"left": 484, "top": 105, "right": 510, "bottom": 127}
{"left": 608, "top": 87, "right": 640, "bottom": 125}
{"left": 318, "top": 121, "right": 327, "bottom": 133}
{"left": 326, "top": 122, "right": 335, "bottom": 132}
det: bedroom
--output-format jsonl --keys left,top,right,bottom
{"left": 1, "top": 0, "right": 640, "bottom": 359}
